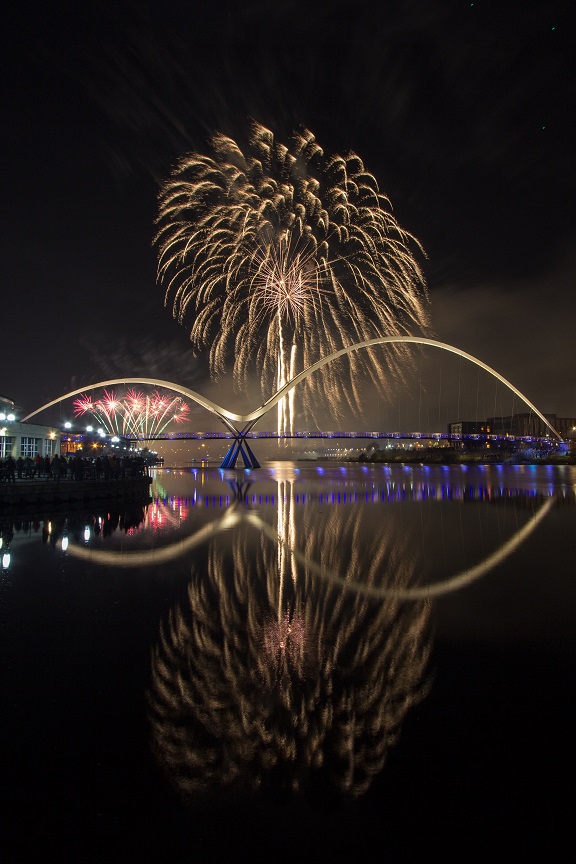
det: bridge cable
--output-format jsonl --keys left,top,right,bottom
{"left": 437, "top": 352, "right": 443, "bottom": 431}
{"left": 457, "top": 354, "right": 462, "bottom": 425}
{"left": 475, "top": 366, "right": 480, "bottom": 426}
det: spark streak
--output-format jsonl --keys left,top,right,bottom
{"left": 73, "top": 388, "right": 190, "bottom": 439}
{"left": 155, "top": 123, "right": 430, "bottom": 429}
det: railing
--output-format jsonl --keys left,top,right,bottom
{"left": 125, "top": 431, "right": 559, "bottom": 443}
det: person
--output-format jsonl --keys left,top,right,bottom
{"left": 60, "top": 454, "right": 70, "bottom": 478}
{"left": 5, "top": 455, "right": 16, "bottom": 483}
{"left": 34, "top": 453, "right": 43, "bottom": 477}
{"left": 16, "top": 456, "right": 24, "bottom": 479}
{"left": 24, "top": 455, "right": 34, "bottom": 478}
{"left": 72, "top": 453, "right": 83, "bottom": 480}
{"left": 51, "top": 453, "right": 61, "bottom": 480}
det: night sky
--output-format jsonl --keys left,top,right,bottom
{"left": 2, "top": 0, "right": 575, "bottom": 431}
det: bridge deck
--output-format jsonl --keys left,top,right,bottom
{"left": 126, "top": 431, "right": 557, "bottom": 443}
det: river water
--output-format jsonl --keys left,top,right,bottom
{"left": 1, "top": 462, "right": 574, "bottom": 861}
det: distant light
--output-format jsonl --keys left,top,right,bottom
{"left": 87, "top": 426, "right": 93, "bottom": 432}
{"left": 2, "top": 552, "right": 10, "bottom": 569}
{"left": 61, "top": 537, "right": 69, "bottom": 552}
{"left": 0, "top": 413, "right": 5, "bottom": 420}
{"left": 7, "top": 413, "right": 15, "bottom": 421}
{"left": 64, "top": 422, "right": 71, "bottom": 429}
{"left": 111, "top": 436, "right": 120, "bottom": 443}
{"left": 84, "top": 526, "right": 91, "bottom": 543}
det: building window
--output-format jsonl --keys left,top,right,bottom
{"left": 44, "top": 439, "right": 55, "bottom": 456}
{"left": 20, "top": 437, "right": 40, "bottom": 458}
{"left": 0, "top": 436, "right": 13, "bottom": 458}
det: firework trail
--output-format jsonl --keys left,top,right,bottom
{"left": 73, "top": 388, "right": 190, "bottom": 439}
{"left": 147, "top": 483, "right": 432, "bottom": 799}
{"left": 155, "top": 122, "right": 430, "bottom": 430}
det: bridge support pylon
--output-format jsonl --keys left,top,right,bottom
{"left": 220, "top": 427, "right": 261, "bottom": 469}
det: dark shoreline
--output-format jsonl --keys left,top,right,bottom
{"left": 354, "top": 449, "right": 576, "bottom": 466}
{"left": 0, "top": 476, "right": 152, "bottom": 508}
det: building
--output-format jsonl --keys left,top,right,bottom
{"left": 486, "top": 412, "right": 576, "bottom": 439}
{"left": 60, "top": 429, "right": 132, "bottom": 455}
{"left": 448, "top": 420, "right": 492, "bottom": 436}
{"left": 0, "top": 394, "right": 62, "bottom": 459}
{"left": 447, "top": 420, "right": 492, "bottom": 450}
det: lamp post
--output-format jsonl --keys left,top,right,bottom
{"left": 62, "top": 422, "right": 72, "bottom": 454}
{"left": 0, "top": 411, "right": 15, "bottom": 459}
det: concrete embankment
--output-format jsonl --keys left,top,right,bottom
{"left": 0, "top": 476, "right": 152, "bottom": 508}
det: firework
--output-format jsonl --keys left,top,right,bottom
{"left": 73, "top": 388, "right": 190, "bottom": 439}
{"left": 155, "top": 123, "right": 430, "bottom": 430}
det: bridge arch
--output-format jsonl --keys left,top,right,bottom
{"left": 243, "top": 336, "right": 562, "bottom": 440}
{"left": 21, "top": 377, "right": 247, "bottom": 430}
{"left": 22, "top": 339, "right": 562, "bottom": 450}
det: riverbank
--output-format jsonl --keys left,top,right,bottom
{"left": 355, "top": 447, "right": 576, "bottom": 466}
{"left": 0, "top": 475, "right": 153, "bottom": 508}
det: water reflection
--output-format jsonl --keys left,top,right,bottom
{"left": 147, "top": 500, "right": 433, "bottom": 798}
{"left": 1, "top": 520, "right": 13, "bottom": 570}
{"left": 2, "top": 463, "right": 573, "bottom": 852}
{"left": 55, "top": 477, "right": 559, "bottom": 609}
{"left": 0, "top": 505, "right": 148, "bottom": 546}
{"left": 144, "top": 466, "right": 571, "bottom": 801}
{"left": 1, "top": 467, "right": 569, "bottom": 593}
{"left": 247, "top": 497, "right": 556, "bottom": 600}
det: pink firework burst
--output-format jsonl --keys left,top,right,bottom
{"left": 71, "top": 388, "right": 190, "bottom": 438}
{"left": 149, "top": 391, "right": 170, "bottom": 416}
{"left": 73, "top": 394, "right": 95, "bottom": 416}
{"left": 98, "top": 389, "right": 121, "bottom": 415}
{"left": 125, "top": 389, "right": 146, "bottom": 412}
{"left": 171, "top": 402, "right": 190, "bottom": 424}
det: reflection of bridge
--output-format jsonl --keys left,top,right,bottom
{"left": 22, "top": 337, "right": 563, "bottom": 470}
{"left": 59, "top": 471, "right": 558, "bottom": 600}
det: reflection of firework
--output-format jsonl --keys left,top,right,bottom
{"left": 73, "top": 388, "right": 189, "bottom": 439}
{"left": 148, "top": 490, "right": 432, "bottom": 799}
{"left": 155, "top": 123, "right": 429, "bottom": 428}
{"left": 262, "top": 610, "right": 307, "bottom": 680}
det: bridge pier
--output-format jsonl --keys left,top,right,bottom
{"left": 220, "top": 434, "right": 261, "bottom": 469}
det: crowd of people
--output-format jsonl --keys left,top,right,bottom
{"left": 0, "top": 451, "right": 149, "bottom": 483}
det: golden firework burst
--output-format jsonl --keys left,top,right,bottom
{"left": 155, "top": 122, "right": 430, "bottom": 422}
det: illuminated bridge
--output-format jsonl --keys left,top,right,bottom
{"left": 126, "top": 430, "right": 557, "bottom": 446}
{"left": 23, "top": 337, "right": 564, "bottom": 469}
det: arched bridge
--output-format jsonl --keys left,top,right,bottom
{"left": 23, "top": 337, "right": 563, "bottom": 469}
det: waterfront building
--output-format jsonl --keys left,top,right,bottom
{"left": 486, "top": 412, "right": 576, "bottom": 439}
{"left": 447, "top": 420, "right": 492, "bottom": 450}
{"left": 0, "top": 394, "right": 61, "bottom": 459}
{"left": 448, "top": 420, "right": 492, "bottom": 436}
